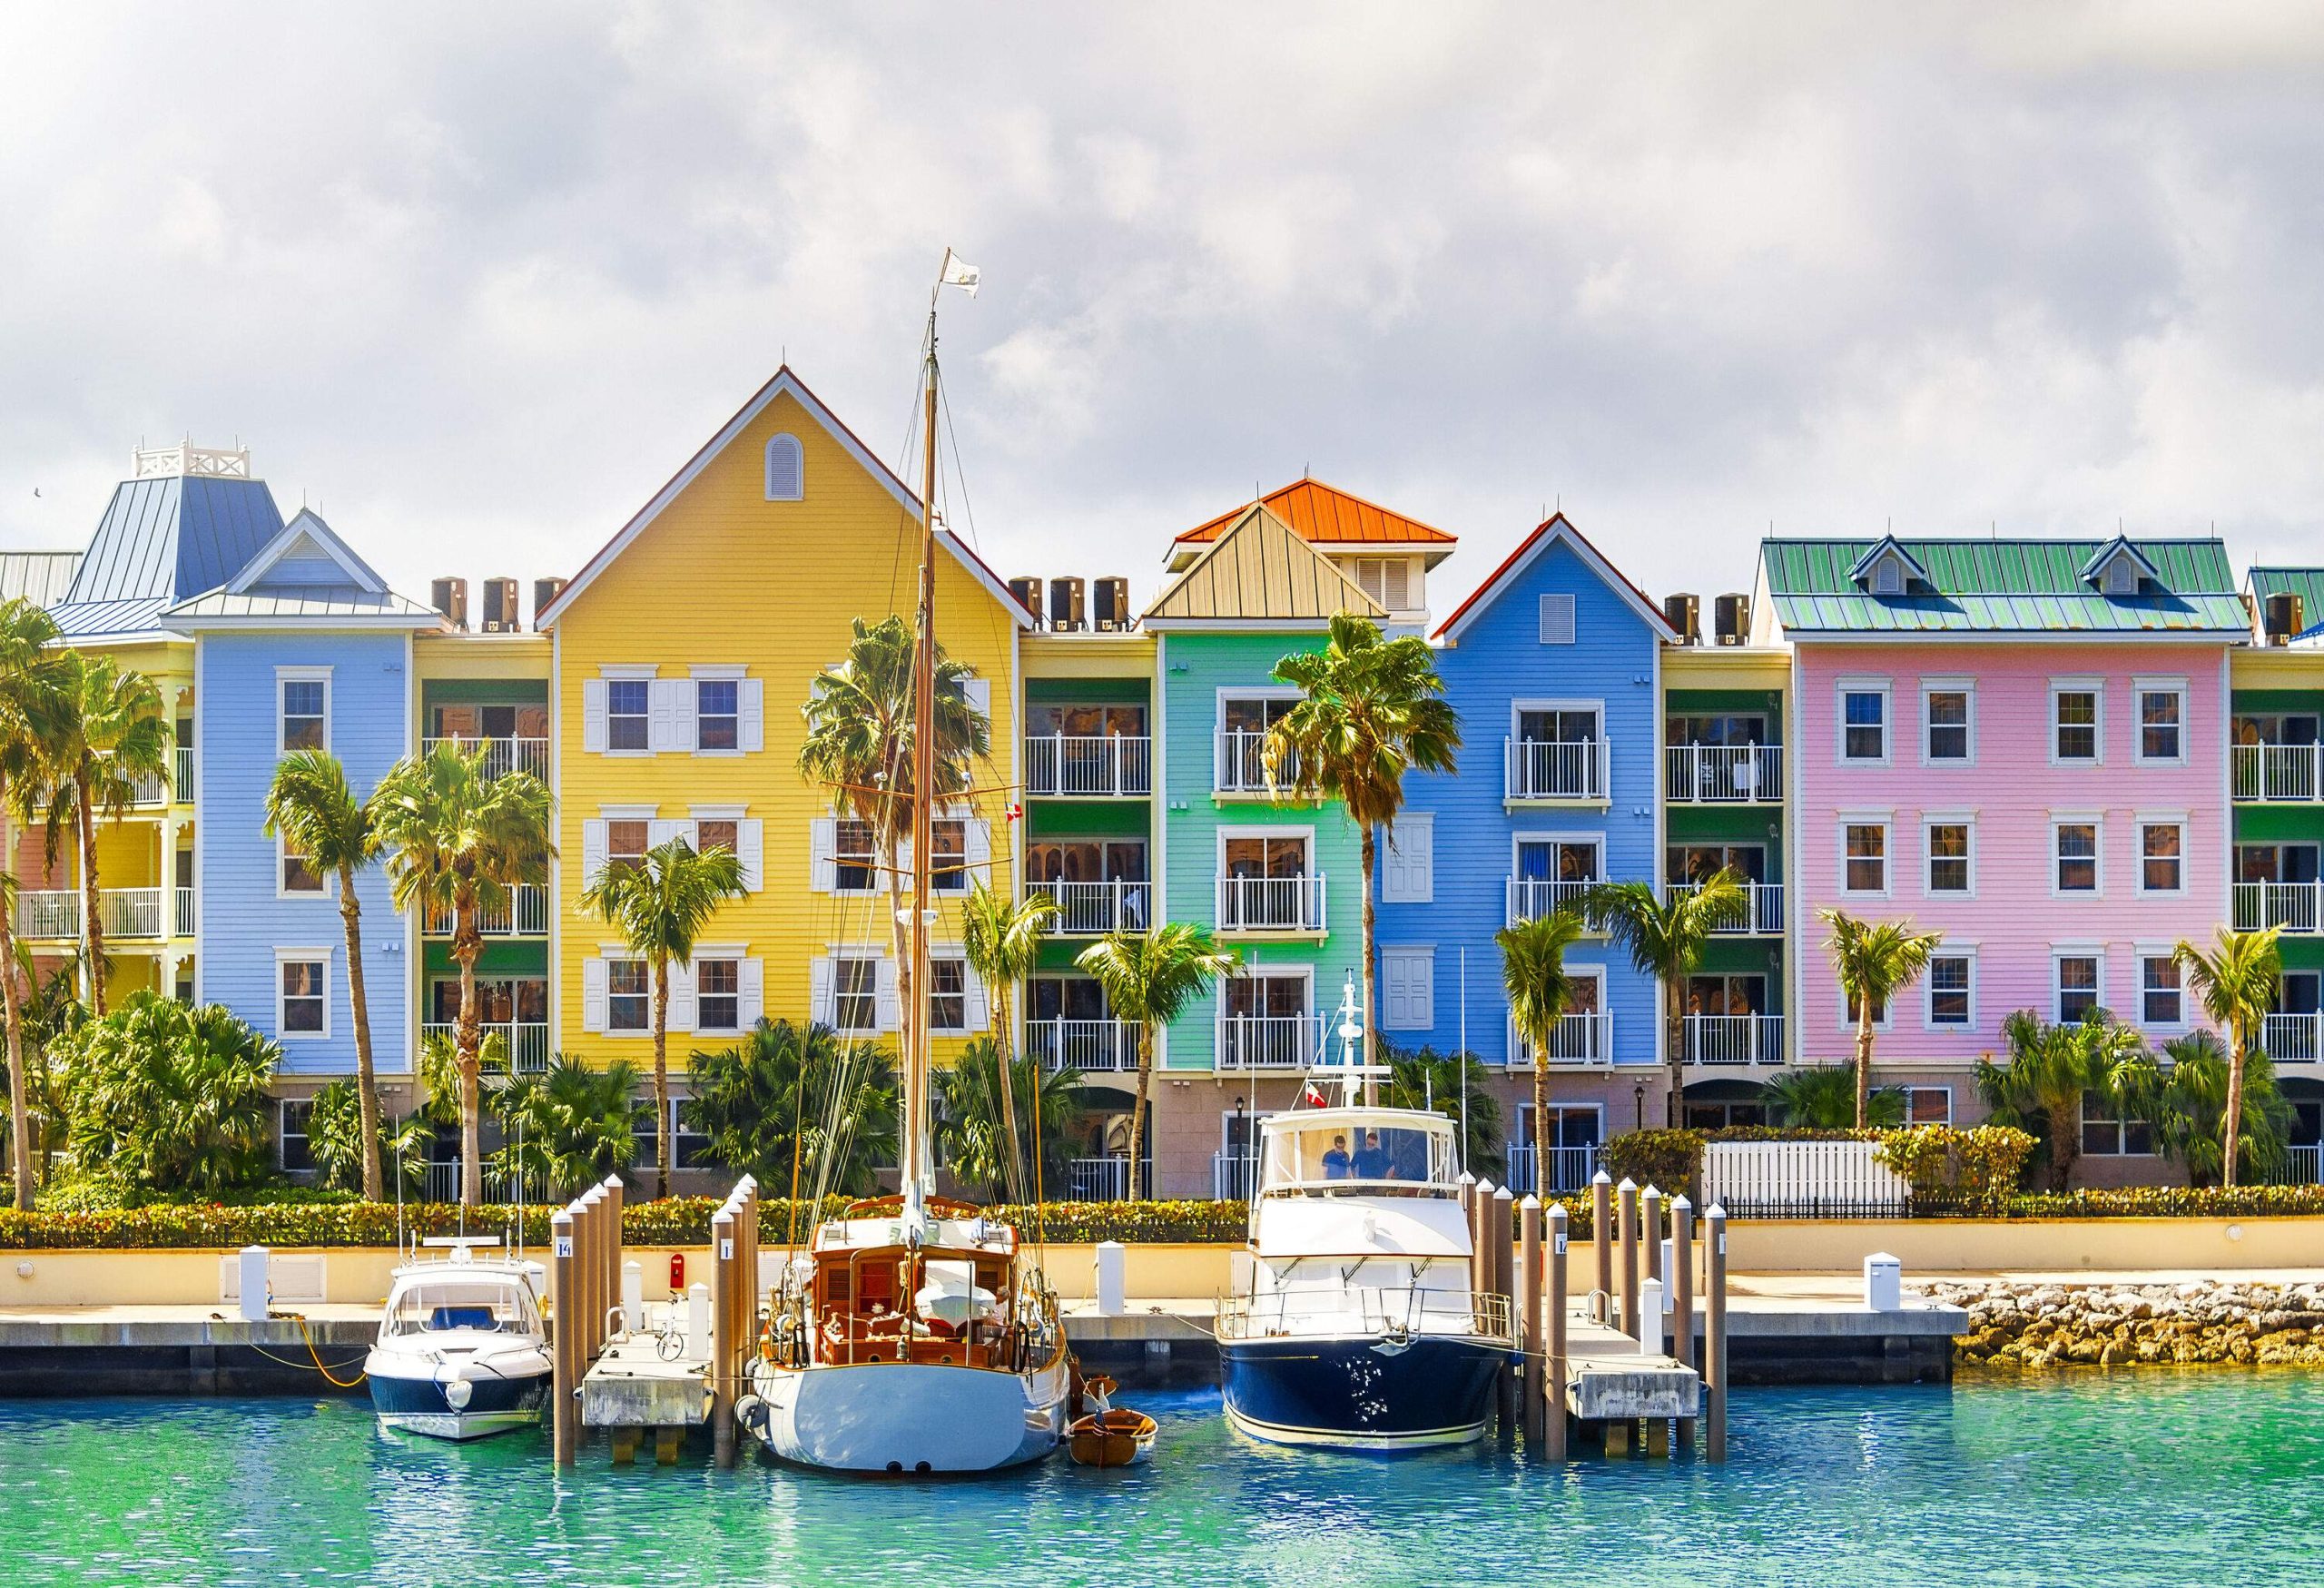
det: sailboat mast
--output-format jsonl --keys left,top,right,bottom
{"left": 904, "top": 301, "right": 940, "bottom": 1199}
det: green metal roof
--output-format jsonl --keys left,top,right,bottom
{"left": 2249, "top": 567, "right": 2324, "bottom": 640}
{"left": 1762, "top": 538, "right": 2246, "bottom": 635}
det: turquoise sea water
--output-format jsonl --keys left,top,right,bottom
{"left": 0, "top": 1376, "right": 2319, "bottom": 1587}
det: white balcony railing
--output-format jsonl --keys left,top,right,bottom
{"left": 1216, "top": 873, "right": 1326, "bottom": 932}
{"left": 423, "top": 884, "right": 549, "bottom": 937}
{"left": 1027, "top": 1017, "right": 1140, "bottom": 1072}
{"left": 175, "top": 746, "right": 194, "bottom": 801}
{"left": 1213, "top": 731, "right": 1300, "bottom": 795}
{"left": 2264, "top": 1012, "right": 2322, "bottom": 1063}
{"left": 1030, "top": 879, "right": 1151, "bottom": 935}
{"left": 173, "top": 886, "right": 194, "bottom": 938}
{"left": 1502, "top": 1143, "right": 1604, "bottom": 1196}
{"left": 1216, "top": 1012, "right": 1323, "bottom": 1070}
{"left": 2234, "top": 881, "right": 2322, "bottom": 935}
{"left": 13, "top": 887, "right": 165, "bottom": 940}
{"left": 1504, "top": 736, "right": 1609, "bottom": 802}
{"left": 1064, "top": 1157, "right": 1132, "bottom": 1201}
{"left": 421, "top": 1021, "right": 550, "bottom": 1074}
{"left": 126, "top": 768, "right": 170, "bottom": 806}
{"left": 1025, "top": 735, "right": 1151, "bottom": 797}
{"left": 1213, "top": 1152, "right": 1262, "bottom": 1200}
{"left": 1665, "top": 743, "right": 1781, "bottom": 804}
{"left": 1680, "top": 1013, "right": 1786, "bottom": 1066}
{"left": 422, "top": 736, "right": 550, "bottom": 781}
{"left": 1512, "top": 1011, "right": 1612, "bottom": 1068}
{"left": 2290, "top": 1145, "right": 2323, "bottom": 1185}
{"left": 1505, "top": 876, "right": 1596, "bottom": 925}
{"left": 2232, "top": 744, "right": 2323, "bottom": 803}
{"left": 1668, "top": 880, "right": 1785, "bottom": 934}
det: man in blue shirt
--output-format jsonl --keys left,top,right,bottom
{"left": 1321, "top": 1135, "right": 1352, "bottom": 1179}
{"left": 1350, "top": 1131, "right": 1390, "bottom": 1179}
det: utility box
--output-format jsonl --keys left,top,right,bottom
{"left": 1094, "top": 1240, "right": 1127, "bottom": 1316}
{"left": 237, "top": 1246, "right": 270, "bottom": 1322}
{"left": 1864, "top": 1252, "right": 1903, "bottom": 1311}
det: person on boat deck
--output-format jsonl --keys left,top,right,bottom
{"left": 1351, "top": 1131, "right": 1392, "bottom": 1179}
{"left": 1322, "top": 1135, "right": 1352, "bottom": 1179}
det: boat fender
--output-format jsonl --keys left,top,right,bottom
{"left": 442, "top": 1376, "right": 474, "bottom": 1411}
{"left": 734, "top": 1394, "right": 768, "bottom": 1434}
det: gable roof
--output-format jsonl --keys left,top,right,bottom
{"left": 2249, "top": 567, "right": 2324, "bottom": 642}
{"left": 165, "top": 507, "right": 437, "bottom": 628}
{"left": 47, "top": 474, "right": 287, "bottom": 638}
{"left": 537, "top": 366, "right": 1033, "bottom": 629}
{"left": 1761, "top": 537, "right": 2248, "bottom": 636}
{"left": 1170, "top": 478, "right": 1458, "bottom": 570}
{"left": 1433, "top": 513, "right": 1679, "bottom": 645}
{"left": 1142, "top": 502, "right": 1385, "bottom": 626}
{"left": 1846, "top": 535, "right": 1931, "bottom": 588}
{"left": 225, "top": 508, "right": 388, "bottom": 596}
{"left": 2078, "top": 535, "right": 2163, "bottom": 589}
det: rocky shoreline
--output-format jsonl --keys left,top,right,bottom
{"left": 1919, "top": 1279, "right": 2324, "bottom": 1369}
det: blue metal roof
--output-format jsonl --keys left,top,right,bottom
{"left": 59, "top": 477, "right": 286, "bottom": 619}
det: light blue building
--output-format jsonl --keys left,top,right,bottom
{"left": 1374, "top": 515, "right": 1677, "bottom": 1190}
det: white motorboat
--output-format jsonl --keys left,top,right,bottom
{"left": 366, "top": 1238, "right": 552, "bottom": 1441}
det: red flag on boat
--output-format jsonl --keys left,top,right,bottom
{"left": 1303, "top": 1082, "right": 1326, "bottom": 1107}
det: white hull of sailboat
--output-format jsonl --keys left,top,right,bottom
{"left": 741, "top": 1355, "right": 1070, "bottom": 1474}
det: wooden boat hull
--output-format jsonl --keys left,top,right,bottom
{"left": 1067, "top": 1409, "right": 1156, "bottom": 1467}
{"left": 742, "top": 1353, "right": 1071, "bottom": 1474}
{"left": 1220, "top": 1333, "right": 1504, "bottom": 1450}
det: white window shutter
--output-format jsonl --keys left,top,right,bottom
{"left": 648, "top": 679, "right": 678, "bottom": 752}
{"left": 810, "top": 818, "right": 836, "bottom": 892}
{"left": 667, "top": 961, "right": 696, "bottom": 1033}
{"left": 675, "top": 681, "right": 698, "bottom": 753}
{"left": 1384, "top": 558, "right": 1411, "bottom": 610}
{"left": 1411, "top": 950, "right": 1434, "bottom": 1029}
{"left": 1383, "top": 814, "right": 1434, "bottom": 903}
{"left": 968, "top": 819, "right": 991, "bottom": 880}
{"left": 739, "top": 820, "right": 763, "bottom": 891}
{"left": 738, "top": 678, "right": 764, "bottom": 753}
{"left": 875, "top": 957, "right": 901, "bottom": 1032}
{"left": 740, "top": 958, "right": 765, "bottom": 1027}
{"left": 648, "top": 817, "right": 687, "bottom": 852}
{"left": 582, "top": 820, "right": 607, "bottom": 884}
{"left": 965, "top": 964, "right": 990, "bottom": 1031}
{"left": 961, "top": 677, "right": 991, "bottom": 722}
{"left": 1383, "top": 953, "right": 1409, "bottom": 1029}
{"left": 1539, "top": 593, "right": 1576, "bottom": 646}
{"left": 808, "top": 956, "right": 834, "bottom": 1027}
{"left": 582, "top": 680, "right": 607, "bottom": 754}
{"left": 582, "top": 958, "right": 608, "bottom": 1033}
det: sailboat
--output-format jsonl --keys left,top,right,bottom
{"left": 737, "top": 255, "right": 1074, "bottom": 1475}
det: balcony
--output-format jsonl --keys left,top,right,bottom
{"left": 1511, "top": 1011, "right": 1612, "bottom": 1068}
{"left": 175, "top": 746, "right": 194, "bottom": 801}
{"left": 1026, "top": 735, "right": 1150, "bottom": 798}
{"left": 2290, "top": 1145, "right": 2322, "bottom": 1185}
{"left": 1063, "top": 1157, "right": 1132, "bottom": 1201}
{"left": 1216, "top": 873, "right": 1327, "bottom": 934}
{"left": 2232, "top": 744, "right": 2322, "bottom": 803}
{"left": 2265, "top": 1012, "right": 2321, "bottom": 1063}
{"left": 1216, "top": 1012, "right": 1322, "bottom": 1070}
{"left": 1667, "top": 880, "right": 1785, "bottom": 934}
{"left": 1504, "top": 737, "right": 1608, "bottom": 804}
{"left": 1027, "top": 1017, "right": 1140, "bottom": 1072}
{"left": 1679, "top": 1012, "right": 1786, "bottom": 1066}
{"left": 422, "top": 735, "right": 549, "bottom": 781}
{"left": 1213, "top": 731, "right": 1299, "bottom": 796}
{"left": 421, "top": 1021, "right": 551, "bottom": 1074}
{"left": 1505, "top": 876, "right": 1595, "bottom": 926}
{"left": 2233, "top": 881, "right": 2321, "bottom": 935}
{"left": 1666, "top": 744, "right": 1781, "bottom": 804}
{"left": 1030, "top": 879, "right": 1150, "bottom": 935}
{"left": 1212, "top": 1151, "right": 1261, "bottom": 1199}
{"left": 14, "top": 887, "right": 167, "bottom": 940}
{"left": 1502, "top": 1143, "right": 1605, "bottom": 1195}
{"left": 423, "top": 884, "right": 549, "bottom": 937}
{"left": 174, "top": 886, "right": 194, "bottom": 937}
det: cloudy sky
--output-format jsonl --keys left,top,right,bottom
{"left": 4, "top": 3, "right": 2322, "bottom": 614}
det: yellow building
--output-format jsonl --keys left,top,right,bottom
{"left": 537, "top": 369, "right": 1032, "bottom": 1140}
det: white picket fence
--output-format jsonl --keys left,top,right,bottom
{"left": 1699, "top": 1139, "right": 1910, "bottom": 1218}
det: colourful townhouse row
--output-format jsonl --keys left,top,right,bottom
{"left": 12, "top": 370, "right": 2324, "bottom": 1198}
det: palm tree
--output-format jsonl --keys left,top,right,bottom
{"left": 305, "top": 1077, "right": 435, "bottom": 1198}
{"left": 1975, "top": 1008, "right": 2148, "bottom": 1192}
{"left": 1263, "top": 610, "right": 1460, "bottom": 1069}
{"left": 0, "top": 597, "right": 68, "bottom": 1209}
{"left": 1582, "top": 870, "right": 1750, "bottom": 1127}
{"left": 937, "top": 1036, "right": 1086, "bottom": 1202}
{"left": 369, "top": 743, "right": 553, "bottom": 1208}
{"left": 52, "top": 992, "right": 281, "bottom": 1198}
{"left": 1076, "top": 923, "right": 1239, "bottom": 1198}
{"left": 2118, "top": 1031, "right": 2295, "bottom": 1188}
{"left": 1765, "top": 1064, "right": 1905, "bottom": 1129}
{"left": 1378, "top": 1042, "right": 1503, "bottom": 1179}
{"left": 35, "top": 654, "right": 170, "bottom": 1015}
{"left": 2172, "top": 925, "right": 2284, "bottom": 1189}
{"left": 1497, "top": 908, "right": 1587, "bottom": 1192}
{"left": 960, "top": 881, "right": 1056, "bottom": 1197}
{"left": 579, "top": 836, "right": 746, "bottom": 1198}
{"left": 797, "top": 613, "right": 990, "bottom": 1027}
{"left": 489, "top": 1056, "right": 645, "bottom": 1200}
{"left": 263, "top": 749, "right": 384, "bottom": 1200}
{"left": 1819, "top": 908, "right": 1945, "bottom": 1127}
{"left": 686, "top": 1019, "right": 899, "bottom": 1199}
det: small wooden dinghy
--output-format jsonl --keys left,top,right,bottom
{"left": 1067, "top": 1407, "right": 1157, "bottom": 1467}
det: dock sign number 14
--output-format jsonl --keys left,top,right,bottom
{"left": 554, "top": 1236, "right": 574, "bottom": 1258}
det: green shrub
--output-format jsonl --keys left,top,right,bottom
{"left": 50, "top": 995, "right": 281, "bottom": 1198}
{"left": 1875, "top": 1125, "right": 2037, "bottom": 1211}
{"left": 1603, "top": 1129, "right": 1706, "bottom": 1192}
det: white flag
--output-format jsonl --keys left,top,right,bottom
{"left": 940, "top": 249, "right": 981, "bottom": 297}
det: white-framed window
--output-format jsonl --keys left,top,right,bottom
{"left": 1381, "top": 946, "right": 1435, "bottom": 1031}
{"left": 2081, "top": 1091, "right": 2153, "bottom": 1156}
{"left": 1538, "top": 593, "right": 1576, "bottom": 645}
{"left": 1350, "top": 557, "right": 1414, "bottom": 612}
{"left": 2052, "top": 816, "right": 2102, "bottom": 895}
{"left": 277, "top": 952, "right": 329, "bottom": 1039}
{"left": 931, "top": 817, "right": 969, "bottom": 894}
{"left": 1926, "top": 952, "right": 1974, "bottom": 1029}
{"left": 607, "top": 817, "right": 649, "bottom": 873}
{"left": 633, "top": 1098, "right": 714, "bottom": 1172}
{"left": 694, "top": 816, "right": 739, "bottom": 858}
{"left": 1902, "top": 1086, "right": 1953, "bottom": 1125}
{"left": 1841, "top": 819, "right": 1889, "bottom": 895}
{"left": 279, "top": 833, "right": 325, "bottom": 897}
{"left": 1837, "top": 678, "right": 1890, "bottom": 764}
{"left": 2054, "top": 952, "right": 2103, "bottom": 1023}
{"left": 695, "top": 958, "right": 742, "bottom": 1033}
{"left": 1841, "top": 981, "right": 1891, "bottom": 1031}
{"left": 832, "top": 955, "right": 880, "bottom": 1033}
{"left": 278, "top": 669, "right": 330, "bottom": 755}
{"left": 278, "top": 1099, "right": 315, "bottom": 1171}
{"left": 1924, "top": 816, "right": 1974, "bottom": 895}
{"left": 2134, "top": 678, "right": 2187, "bottom": 766}
{"left": 929, "top": 957, "right": 970, "bottom": 1034}
{"left": 2051, "top": 678, "right": 2102, "bottom": 764}
{"left": 835, "top": 819, "right": 877, "bottom": 893}
{"left": 763, "top": 432, "right": 804, "bottom": 501}
{"left": 1922, "top": 680, "right": 1974, "bottom": 764}
{"left": 695, "top": 678, "right": 740, "bottom": 753}
{"left": 2140, "top": 952, "right": 2184, "bottom": 1029}
{"left": 2139, "top": 818, "right": 2184, "bottom": 895}
{"left": 606, "top": 678, "right": 651, "bottom": 753}
{"left": 607, "top": 960, "right": 650, "bottom": 1033}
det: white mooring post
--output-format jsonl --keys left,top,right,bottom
{"left": 621, "top": 1259, "right": 644, "bottom": 1334}
{"left": 1095, "top": 1241, "right": 1127, "bottom": 1316}
{"left": 1638, "top": 1277, "right": 1665, "bottom": 1356}
{"left": 236, "top": 1246, "right": 270, "bottom": 1323}
{"left": 1865, "top": 1251, "right": 1903, "bottom": 1312}
{"left": 686, "top": 1281, "right": 712, "bottom": 1359}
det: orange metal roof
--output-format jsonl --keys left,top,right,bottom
{"left": 1176, "top": 478, "right": 1458, "bottom": 550}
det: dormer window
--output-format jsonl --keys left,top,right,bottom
{"left": 1849, "top": 537, "right": 1926, "bottom": 598}
{"left": 2081, "top": 537, "right": 2157, "bottom": 597}
{"left": 1871, "top": 559, "right": 1904, "bottom": 596}
{"left": 764, "top": 433, "right": 804, "bottom": 501}
{"left": 2102, "top": 557, "right": 2137, "bottom": 596}
{"left": 1347, "top": 556, "right": 1413, "bottom": 611}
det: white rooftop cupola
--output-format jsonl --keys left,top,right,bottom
{"left": 1848, "top": 536, "right": 1927, "bottom": 597}
{"left": 133, "top": 439, "right": 251, "bottom": 480}
{"left": 2081, "top": 535, "right": 2160, "bottom": 597}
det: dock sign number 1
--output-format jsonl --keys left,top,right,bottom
{"left": 721, "top": 1238, "right": 734, "bottom": 1260}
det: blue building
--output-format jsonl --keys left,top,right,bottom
{"left": 1374, "top": 515, "right": 1677, "bottom": 1191}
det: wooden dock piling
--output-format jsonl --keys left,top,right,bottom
{"left": 1590, "top": 1170, "right": 1611, "bottom": 1322}
{"left": 602, "top": 1176, "right": 625, "bottom": 1343}
{"left": 1671, "top": 1194, "right": 1696, "bottom": 1451}
{"left": 1705, "top": 1201, "right": 1728, "bottom": 1463}
{"left": 1616, "top": 1178, "right": 1639, "bottom": 1339}
{"left": 1518, "top": 1196, "right": 1542, "bottom": 1446}
{"left": 550, "top": 1208, "right": 576, "bottom": 1470}
{"left": 710, "top": 1206, "right": 737, "bottom": 1470}
{"left": 1469, "top": 1178, "right": 1492, "bottom": 1299}
{"left": 1545, "top": 1200, "right": 1569, "bottom": 1462}
{"left": 1492, "top": 1183, "right": 1516, "bottom": 1434}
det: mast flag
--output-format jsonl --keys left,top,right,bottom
{"left": 940, "top": 249, "right": 982, "bottom": 297}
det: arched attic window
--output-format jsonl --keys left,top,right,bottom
{"left": 764, "top": 433, "right": 804, "bottom": 501}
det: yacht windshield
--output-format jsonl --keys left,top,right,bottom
{"left": 1264, "top": 1119, "right": 1456, "bottom": 1196}
{"left": 387, "top": 1278, "right": 540, "bottom": 1336}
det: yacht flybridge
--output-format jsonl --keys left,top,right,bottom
{"left": 1217, "top": 982, "right": 1517, "bottom": 1449}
